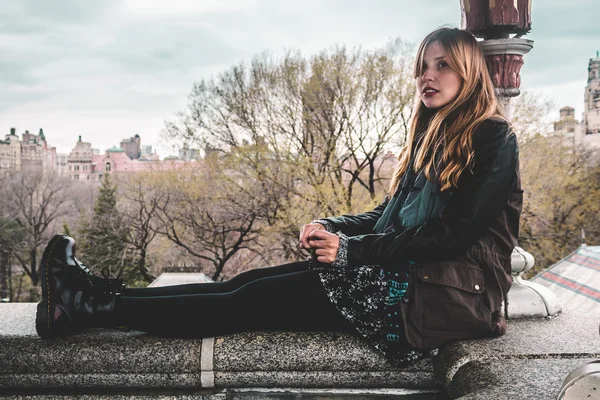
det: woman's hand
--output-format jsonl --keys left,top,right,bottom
{"left": 307, "top": 229, "right": 340, "bottom": 264}
{"left": 298, "top": 223, "right": 326, "bottom": 250}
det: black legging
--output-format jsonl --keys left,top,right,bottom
{"left": 113, "top": 261, "right": 354, "bottom": 337}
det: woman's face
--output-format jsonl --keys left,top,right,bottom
{"left": 417, "top": 41, "right": 462, "bottom": 109}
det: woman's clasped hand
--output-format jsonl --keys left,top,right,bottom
{"left": 298, "top": 223, "right": 340, "bottom": 264}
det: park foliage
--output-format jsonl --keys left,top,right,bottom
{"left": 1, "top": 42, "right": 597, "bottom": 300}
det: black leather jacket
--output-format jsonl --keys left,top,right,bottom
{"left": 322, "top": 119, "right": 522, "bottom": 349}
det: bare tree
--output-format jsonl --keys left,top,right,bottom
{"left": 511, "top": 90, "right": 555, "bottom": 140}
{"left": 162, "top": 41, "right": 415, "bottom": 263}
{"left": 4, "top": 170, "right": 72, "bottom": 286}
{"left": 165, "top": 41, "right": 414, "bottom": 209}
{"left": 151, "top": 158, "right": 281, "bottom": 281}
{"left": 116, "top": 173, "right": 170, "bottom": 282}
{"left": 0, "top": 216, "right": 27, "bottom": 301}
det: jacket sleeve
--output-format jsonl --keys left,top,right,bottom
{"left": 346, "top": 120, "right": 519, "bottom": 265}
{"left": 316, "top": 196, "right": 390, "bottom": 237}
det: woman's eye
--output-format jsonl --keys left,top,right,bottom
{"left": 438, "top": 61, "right": 448, "bottom": 69}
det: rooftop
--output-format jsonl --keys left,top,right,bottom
{"left": 532, "top": 245, "right": 600, "bottom": 312}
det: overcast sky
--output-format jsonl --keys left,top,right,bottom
{"left": 1, "top": 0, "right": 598, "bottom": 156}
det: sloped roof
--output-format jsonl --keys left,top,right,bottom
{"left": 147, "top": 272, "right": 213, "bottom": 287}
{"left": 532, "top": 245, "right": 600, "bottom": 312}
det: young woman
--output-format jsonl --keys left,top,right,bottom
{"left": 36, "top": 27, "right": 522, "bottom": 365}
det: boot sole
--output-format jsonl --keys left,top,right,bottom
{"left": 36, "top": 235, "right": 74, "bottom": 338}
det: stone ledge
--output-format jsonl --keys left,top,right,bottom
{"left": 446, "top": 358, "right": 597, "bottom": 400}
{"left": 434, "top": 305, "right": 600, "bottom": 399}
{"left": 0, "top": 388, "right": 448, "bottom": 399}
{"left": 5, "top": 302, "right": 596, "bottom": 398}
{"left": 0, "top": 304, "right": 440, "bottom": 396}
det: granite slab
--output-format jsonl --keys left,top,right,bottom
{"left": 452, "top": 358, "right": 597, "bottom": 400}
{"left": 0, "top": 304, "right": 438, "bottom": 395}
{"left": 435, "top": 304, "right": 600, "bottom": 399}
{"left": 214, "top": 371, "right": 439, "bottom": 388}
{"left": 213, "top": 331, "right": 434, "bottom": 372}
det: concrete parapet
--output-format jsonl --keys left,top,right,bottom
{"left": 435, "top": 305, "right": 600, "bottom": 399}
{"left": 0, "top": 303, "right": 441, "bottom": 398}
{"left": 2, "top": 302, "right": 597, "bottom": 398}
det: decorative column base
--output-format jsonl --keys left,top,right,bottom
{"left": 506, "top": 246, "right": 562, "bottom": 318}
{"left": 479, "top": 38, "right": 534, "bottom": 118}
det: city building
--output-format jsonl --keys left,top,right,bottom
{"left": 141, "top": 145, "right": 153, "bottom": 157}
{"left": 554, "top": 53, "right": 600, "bottom": 149}
{"left": 0, "top": 128, "right": 22, "bottom": 172}
{"left": 67, "top": 136, "right": 95, "bottom": 181}
{"left": 179, "top": 143, "right": 201, "bottom": 161}
{"left": 140, "top": 144, "right": 160, "bottom": 161}
{"left": 56, "top": 153, "right": 69, "bottom": 175}
{"left": 553, "top": 106, "right": 577, "bottom": 138}
{"left": 0, "top": 128, "right": 56, "bottom": 173}
{"left": 65, "top": 137, "right": 180, "bottom": 183}
{"left": 120, "top": 134, "right": 141, "bottom": 160}
{"left": 20, "top": 129, "right": 56, "bottom": 171}
{"left": 583, "top": 53, "right": 600, "bottom": 135}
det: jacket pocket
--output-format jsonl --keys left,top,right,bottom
{"left": 414, "top": 262, "right": 492, "bottom": 337}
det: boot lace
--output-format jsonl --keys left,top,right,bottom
{"left": 74, "top": 257, "right": 124, "bottom": 295}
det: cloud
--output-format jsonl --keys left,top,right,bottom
{"left": 13, "top": 1, "right": 119, "bottom": 24}
{"left": 0, "top": 0, "right": 599, "bottom": 155}
{"left": 0, "top": 2, "right": 247, "bottom": 152}
{"left": 101, "top": 20, "right": 243, "bottom": 74}
{"left": 532, "top": 0, "right": 600, "bottom": 39}
{"left": 0, "top": 60, "right": 39, "bottom": 86}
{"left": 522, "top": 0, "right": 599, "bottom": 117}
{"left": 522, "top": 37, "right": 596, "bottom": 86}
{"left": 121, "top": 0, "right": 258, "bottom": 18}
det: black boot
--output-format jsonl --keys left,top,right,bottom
{"left": 36, "top": 235, "right": 124, "bottom": 338}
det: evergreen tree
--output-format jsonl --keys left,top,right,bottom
{"left": 62, "top": 222, "right": 72, "bottom": 237}
{"left": 0, "top": 218, "right": 27, "bottom": 301}
{"left": 81, "top": 174, "right": 130, "bottom": 277}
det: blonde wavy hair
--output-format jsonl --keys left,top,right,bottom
{"left": 389, "top": 28, "right": 507, "bottom": 194}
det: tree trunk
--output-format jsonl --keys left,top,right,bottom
{"left": 137, "top": 247, "right": 155, "bottom": 282}
{"left": 29, "top": 248, "right": 38, "bottom": 286}
{"left": 0, "top": 251, "right": 8, "bottom": 302}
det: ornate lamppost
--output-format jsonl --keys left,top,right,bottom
{"left": 461, "top": 0, "right": 533, "bottom": 116}
{"left": 460, "top": 0, "right": 561, "bottom": 318}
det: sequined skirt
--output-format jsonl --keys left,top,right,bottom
{"left": 312, "top": 263, "right": 428, "bottom": 365}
